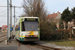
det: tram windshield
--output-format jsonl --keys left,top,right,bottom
{"left": 21, "top": 18, "right": 38, "bottom": 31}
{"left": 24, "top": 21, "right": 38, "bottom": 31}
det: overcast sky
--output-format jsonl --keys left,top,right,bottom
{"left": 0, "top": 0, "right": 75, "bottom": 27}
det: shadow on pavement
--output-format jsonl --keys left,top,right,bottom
{"left": 17, "top": 40, "right": 47, "bottom": 45}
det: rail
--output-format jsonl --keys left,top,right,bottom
{"left": 35, "top": 44, "right": 61, "bottom": 50}
{"left": 0, "top": 33, "right": 7, "bottom": 42}
{"left": 18, "top": 41, "right": 62, "bottom": 50}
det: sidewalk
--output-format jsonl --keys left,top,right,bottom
{"left": 0, "top": 40, "right": 43, "bottom": 50}
{"left": 0, "top": 40, "right": 18, "bottom": 50}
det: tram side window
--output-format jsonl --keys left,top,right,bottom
{"left": 22, "top": 22, "right": 25, "bottom": 31}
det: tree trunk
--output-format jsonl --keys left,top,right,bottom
{"left": 66, "top": 22, "right": 68, "bottom": 29}
{"left": 70, "top": 31, "right": 72, "bottom": 39}
{"left": 74, "top": 19, "right": 75, "bottom": 26}
{"left": 63, "top": 21, "right": 66, "bottom": 29}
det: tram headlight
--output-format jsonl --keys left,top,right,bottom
{"left": 34, "top": 35, "right": 38, "bottom": 37}
{"left": 25, "top": 35, "right": 30, "bottom": 37}
{"left": 25, "top": 35, "right": 28, "bottom": 37}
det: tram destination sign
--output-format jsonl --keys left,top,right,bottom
{"left": 25, "top": 18, "right": 38, "bottom": 22}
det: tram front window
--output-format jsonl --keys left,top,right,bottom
{"left": 24, "top": 21, "right": 38, "bottom": 31}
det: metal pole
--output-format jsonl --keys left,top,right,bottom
{"left": 31, "top": 7, "right": 32, "bottom": 16}
{"left": 10, "top": 0, "right": 12, "bottom": 26}
{"left": 7, "top": 0, "right": 10, "bottom": 43}
{"left": 10, "top": 0, "right": 12, "bottom": 38}
{"left": 13, "top": 6, "right": 15, "bottom": 37}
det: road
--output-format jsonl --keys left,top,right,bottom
{"left": 0, "top": 39, "right": 43, "bottom": 50}
{"left": 0, "top": 33, "right": 43, "bottom": 50}
{"left": 0, "top": 39, "right": 61, "bottom": 50}
{"left": 0, "top": 34, "right": 74, "bottom": 50}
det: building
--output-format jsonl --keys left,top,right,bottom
{"left": 68, "top": 19, "right": 74, "bottom": 29}
{"left": 0, "top": 27, "right": 2, "bottom": 33}
{"left": 1, "top": 25, "right": 7, "bottom": 33}
{"left": 46, "top": 11, "right": 61, "bottom": 29}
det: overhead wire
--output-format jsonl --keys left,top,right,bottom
{"left": 0, "top": 6, "right": 7, "bottom": 25}
{"left": 0, "top": 17, "right": 6, "bottom": 23}
{"left": 0, "top": 8, "right": 7, "bottom": 25}
{"left": 0, "top": 0, "right": 23, "bottom": 26}
{"left": 2, "top": 12, "right": 7, "bottom": 17}
{"left": 0, "top": 11, "right": 7, "bottom": 17}
{"left": 0, "top": 13, "right": 7, "bottom": 25}
{"left": 0, "top": 9, "right": 10, "bottom": 17}
{"left": 0, "top": 17, "right": 7, "bottom": 25}
{"left": 15, "top": 11, "right": 22, "bottom": 22}
{"left": 0, "top": 14, "right": 7, "bottom": 24}
{"left": 1, "top": 13, "right": 6, "bottom": 22}
{"left": 0, "top": 9, "right": 7, "bottom": 13}
{"left": 15, "top": 11, "right": 22, "bottom": 15}
{"left": 0, "top": 9, "right": 6, "bottom": 12}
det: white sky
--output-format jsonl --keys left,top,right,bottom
{"left": 44, "top": 0, "right": 75, "bottom": 13}
{"left": 0, "top": 0, "right": 75, "bottom": 27}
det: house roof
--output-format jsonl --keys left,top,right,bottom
{"left": 2, "top": 25, "right": 7, "bottom": 28}
{"left": 46, "top": 13, "right": 58, "bottom": 20}
{"left": 0, "top": 27, "right": 2, "bottom": 29}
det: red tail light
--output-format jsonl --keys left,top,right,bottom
{"left": 25, "top": 35, "right": 38, "bottom": 37}
{"left": 25, "top": 39, "right": 27, "bottom": 40}
{"left": 35, "top": 35, "right": 38, "bottom": 37}
{"left": 34, "top": 35, "right": 35, "bottom": 37}
{"left": 36, "top": 39, "right": 38, "bottom": 40}
{"left": 28, "top": 35, "right": 30, "bottom": 37}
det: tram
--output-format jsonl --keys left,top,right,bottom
{"left": 15, "top": 17, "right": 40, "bottom": 41}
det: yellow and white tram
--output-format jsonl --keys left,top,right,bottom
{"left": 15, "top": 17, "right": 40, "bottom": 41}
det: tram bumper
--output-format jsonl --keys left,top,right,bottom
{"left": 24, "top": 37, "right": 39, "bottom": 41}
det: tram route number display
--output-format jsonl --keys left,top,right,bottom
{"left": 25, "top": 18, "right": 38, "bottom": 22}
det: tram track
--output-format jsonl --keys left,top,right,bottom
{"left": 33, "top": 44, "right": 61, "bottom": 50}
{"left": 0, "top": 33, "right": 7, "bottom": 42}
{"left": 0, "top": 37, "right": 62, "bottom": 50}
{"left": 18, "top": 41, "right": 61, "bottom": 50}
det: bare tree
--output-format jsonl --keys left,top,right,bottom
{"left": 22, "top": 0, "right": 47, "bottom": 21}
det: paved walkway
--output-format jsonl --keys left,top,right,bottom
{"left": 0, "top": 39, "right": 18, "bottom": 50}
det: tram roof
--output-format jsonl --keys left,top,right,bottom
{"left": 15, "top": 17, "right": 39, "bottom": 25}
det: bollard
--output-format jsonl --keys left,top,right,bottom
{"left": 5, "top": 40, "right": 7, "bottom": 45}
